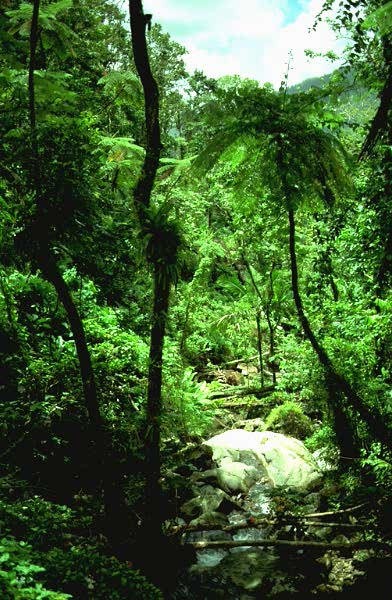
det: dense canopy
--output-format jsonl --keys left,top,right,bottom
{"left": 0, "top": 0, "right": 391, "bottom": 598}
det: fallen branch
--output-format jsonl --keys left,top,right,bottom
{"left": 222, "top": 355, "right": 259, "bottom": 366}
{"left": 168, "top": 517, "right": 365, "bottom": 537}
{"left": 305, "top": 503, "right": 368, "bottom": 519}
{"left": 210, "top": 385, "right": 275, "bottom": 401}
{"left": 186, "top": 538, "right": 389, "bottom": 551}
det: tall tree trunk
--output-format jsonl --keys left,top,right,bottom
{"left": 144, "top": 266, "right": 170, "bottom": 534}
{"left": 129, "top": 0, "right": 160, "bottom": 221}
{"left": 29, "top": 0, "right": 105, "bottom": 488}
{"left": 37, "top": 251, "right": 104, "bottom": 442}
{"left": 374, "top": 90, "right": 392, "bottom": 297}
{"left": 325, "top": 374, "right": 360, "bottom": 464}
{"left": 242, "top": 256, "right": 268, "bottom": 386}
{"left": 129, "top": 0, "right": 169, "bottom": 548}
{"left": 266, "top": 266, "right": 277, "bottom": 385}
{"left": 314, "top": 215, "right": 339, "bottom": 302}
{"left": 255, "top": 310, "right": 264, "bottom": 387}
{"left": 288, "top": 208, "right": 392, "bottom": 452}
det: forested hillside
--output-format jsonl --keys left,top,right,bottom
{"left": 0, "top": 1, "right": 391, "bottom": 598}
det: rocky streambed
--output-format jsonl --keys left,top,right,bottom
{"left": 165, "top": 428, "right": 388, "bottom": 598}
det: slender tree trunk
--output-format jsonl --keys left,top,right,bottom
{"left": 314, "top": 216, "right": 339, "bottom": 302}
{"left": 266, "top": 311, "right": 277, "bottom": 385}
{"left": 324, "top": 373, "right": 360, "bottom": 463}
{"left": 37, "top": 251, "right": 103, "bottom": 439}
{"left": 266, "top": 266, "right": 277, "bottom": 385}
{"left": 29, "top": 1, "right": 105, "bottom": 488}
{"left": 288, "top": 208, "right": 392, "bottom": 452}
{"left": 144, "top": 266, "right": 170, "bottom": 534}
{"left": 242, "top": 256, "right": 267, "bottom": 385}
{"left": 129, "top": 1, "right": 170, "bottom": 551}
{"left": 129, "top": 0, "right": 160, "bottom": 220}
{"left": 255, "top": 310, "right": 264, "bottom": 387}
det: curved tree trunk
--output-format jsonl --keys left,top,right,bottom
{"left": 129, "top": 1, "right": 160, "bottom": 221}
{"left": 129, "top": 0, "right": 169, "bottom": 550}
{"left": 37, "top": 250, "right": 104, "bottom": 440}
{"left": 324, "top": 373, "right": 360, "bottom": 463}
{"left": 288, "top": 208, "right": 392, "bottom": 452}
{"left": 29, "top": 1, "right": 105, "bottom": 493}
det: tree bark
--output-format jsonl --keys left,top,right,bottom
{"left": 129, "top": 0, "right": 169, "bottom": 547}
{"left": 242, "top": 257, "right": 265, "bottom": 385}
{"left": 266, "top": 265, "right": 277, "bottom": 384}
{"left": 144, "top": 265, "right": 170, "bottom": 535}
{"left": 324, "top": 373, "right": 360, "bottom": 463}
{"left": 37, "top": 251, "right": 103, "bottom": 438}
{"left": 28, "top": 1, "right": 105, "bottom": 473}
{"left": 129, "top": 0, "right": 160, "bottom": 220}
{"left": 288, "top": 208, "right": 392, "bottom": 451}
{"left": 255, "top": 310, "right": 264, "bottom": 387}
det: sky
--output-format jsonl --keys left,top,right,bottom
{"left": 136, "top": 0, "right": 344, "bottom": 88}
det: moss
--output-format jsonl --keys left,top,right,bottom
{"left": 265, "top": 401, "right": 314, "bottom": 439}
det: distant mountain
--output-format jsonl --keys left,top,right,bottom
{"left": 289, "top": 69, "right": 377, "bottom": 127}
{"left": 288, "top": 72, "right": 333, "bottom": 93}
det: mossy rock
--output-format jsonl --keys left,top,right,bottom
{"left": 265, "top": 401, "right": 314, "bottom": 440}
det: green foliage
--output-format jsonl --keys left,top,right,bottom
{"left": 0, "top": 537, "right": 70, "bottom": 600}
{"left": 265, "top": 400, "right": 314, "bottom": 439}
{"left": 83, "top": 298, "right": 149, "bottom": 417}
{"left": 1, "top": 0, "right": 392, "bottom": 589}
{"left": 276, "top": 331, "right": 326, "bottom": 406}
{"left": 361, "top": 443, "right": 392, "bottom": 493}
{"left": 0, "top": 489, "right": 161, "bottom": 599}
{"left": 39, "top": 546, "right": 162, "bottom": 600}
{"left": 163, "top": 361, "right": 214, "bottom": 438}
{"left": 362, "top": 2, "right": 392, "bottom": 36}
{"left": 305, "top": 424, "right": 337, "bottom": 453}
{"left": 142, "top": 204, "right": 183, "bottom": 282}
{"left": 0, "top": 494, "right": 161, "bottom": 600}
{"left": 0, "top": 498, "right": 76, "bottom": 549}
{"left": 99, "top": 135, "right": 144, "bottom": 183}
{"left": 6, "top": 1, "right": 73, "bottom": 39}
{"left": 264, "top": 486, "right": 309, "bottom": 517}
{"left": 0, "top": 266, "right": 150, "bottom": 467}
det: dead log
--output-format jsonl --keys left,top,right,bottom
{"left": 209, "top": 385, "right": 275, "bottom": 401}
{"left": 305, "top": 503, "right": 368, "bottom": 518}
{"left": 168, "top": 516, "right": 365, "bottom": 537}
{"left": 186, "top": 538, "right": 389, "bottom": 551}
{"left": 223, "top": 355, "right": 259, "bottom": 366}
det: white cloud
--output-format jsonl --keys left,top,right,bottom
{"left": 142, "top": 0, "right": 345, "bottom": 87}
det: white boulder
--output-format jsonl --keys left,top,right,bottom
{"left": 203, "top": 429, "right": 322, "bottom": 491}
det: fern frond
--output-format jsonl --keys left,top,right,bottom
{"left": 191, "top": 130, "right": 246, "bottom": 175}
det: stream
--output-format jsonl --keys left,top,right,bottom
{"left": 164, "top": 428, "right": 390, "bottom": 599}
{"left": 170, "top": 488, "right": 326, "bottom": 598}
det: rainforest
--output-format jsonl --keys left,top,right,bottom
{"left": 0, "top": 0, "right": 392, "bottom": 598}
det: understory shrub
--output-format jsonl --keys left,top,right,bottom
{"left": 265, "top": 400, "right": 314, "bottom": 439}
{"left": 0, "top": 537, "right": 70, "bottom": 600}
{"left": 39, "top": 547, "right": 162, "bottom": 600}
{"left": 0, "top": 491, "right": 161, "bottom": 600}
{"left": 0, "top": 498, "right": 77, "bottom": 549}
{"left": 163, "top": 342, "right": 215, "bottom": 439}
{"left": 304, "top": 424, "right": 337, "bottom": 453}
